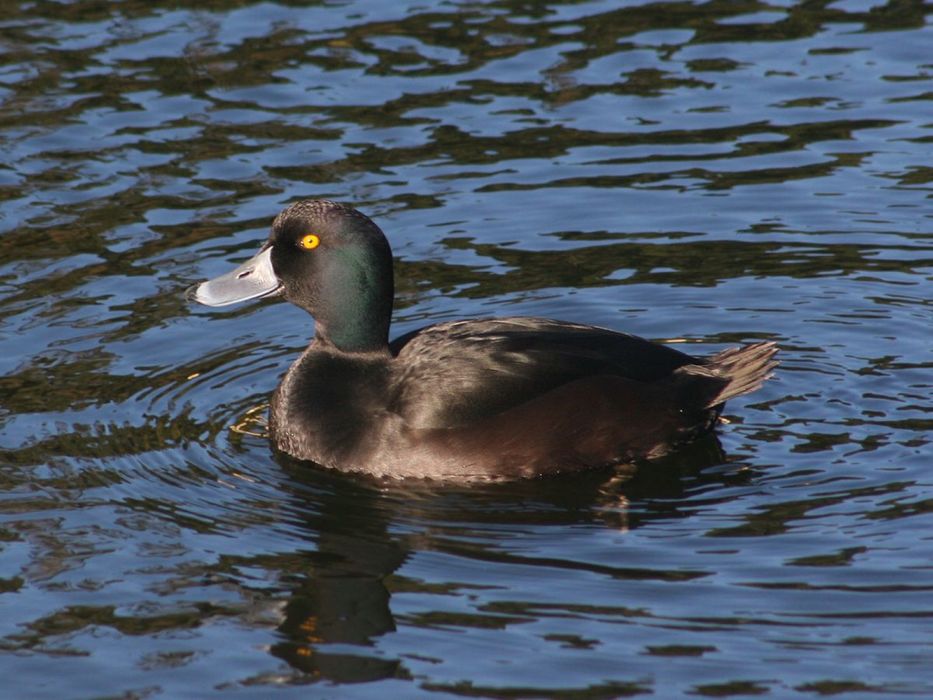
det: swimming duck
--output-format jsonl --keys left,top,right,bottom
{"left": 190, "top": 200, "right": 777, "bottom": 481}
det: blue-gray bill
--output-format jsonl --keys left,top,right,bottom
{"left": 189, "top": 245, "right": 281, "bottom": 307}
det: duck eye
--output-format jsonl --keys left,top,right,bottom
{"left": 299, "top": 233, "right": 320, "bottom": 250}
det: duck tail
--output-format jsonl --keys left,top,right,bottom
{"left": 677, "top": 341, "right": 779, "bottom": 408}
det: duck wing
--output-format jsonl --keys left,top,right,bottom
{"left": 387, "top": 317, "right": 698, "bottom": 429}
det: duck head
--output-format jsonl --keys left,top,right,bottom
{"left": 191, "top": 200, "right": 394, "bottom": 353}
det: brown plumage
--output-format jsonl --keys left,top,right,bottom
{"left": 190, "top": 200, "right": 778, "bottom": 481}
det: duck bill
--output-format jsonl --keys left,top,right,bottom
{"left": 189, "top": 245, "right": 282, "bottom": 307}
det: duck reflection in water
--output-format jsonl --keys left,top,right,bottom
{"left": 242, "top": 437, "right": 742, "bottom": 682}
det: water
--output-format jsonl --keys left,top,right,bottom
{"left": 1, "top": 0, "right": 931, "bottom": 696}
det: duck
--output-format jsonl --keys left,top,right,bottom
{"left": 189, "top": 199, "right": 778, "bottom": 481}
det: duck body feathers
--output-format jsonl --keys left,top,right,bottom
{"left": 387, "top": 317, "right": 695, "bottom": 429}
{"left": 269, "top": 316, "right": 777, "bottom": 481}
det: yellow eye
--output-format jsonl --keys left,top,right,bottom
{"left": 299, "top": 233, "right": 320, "bottom": 250}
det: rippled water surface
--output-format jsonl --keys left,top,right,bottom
{"left": 1, "top": 0, "right": 931, "bottom": 697}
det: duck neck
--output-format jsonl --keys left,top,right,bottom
{"left": 313, "top": 252, "right": 393, "bottom": 354}
{"left": 314, "top": 316, "right": 390, "bottom": 354}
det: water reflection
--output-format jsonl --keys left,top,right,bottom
{"left": 267, "top": 469, "right": 407, "bottom": 682}
{"left": 216, "top": 438, "right": 735, "bottom": 683}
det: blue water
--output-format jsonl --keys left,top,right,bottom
{"left": 1, "top": 1, "right": 931, "bottom": 697}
